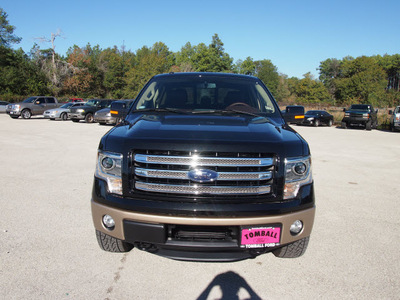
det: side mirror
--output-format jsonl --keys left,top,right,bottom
{"left": 110, "top": 101, "right": 129, "bottom": 119}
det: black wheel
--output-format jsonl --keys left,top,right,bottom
{"left": 21, "top": 109, "right": 32, "bottom": 119}
{"left": 328, "top": 119, "right": 333, "bottom": 127}
{"left": 366, "top": 120, "right": 372, "bottom": 131}
{"left": 341, "top": 122, "right": 347, "bottom": 129}
{"left": 273, "top": 236, "right": 309, "bottom": 258}
{"left": 60, "top": 112, "right": 68, "bottom": 121}
{"left": 313, "top": 119, "right": 319, "bottom": 127}
{"left": 85, "top": 113, "right": 94, "bottom": 123}
{"left": 96, "top": 230, "right": 133, "bottom": 253}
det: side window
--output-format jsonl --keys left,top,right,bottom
{"left": 46, "top": 97, "right": 56, "bottom": 104}
{"left": 36, "top": 98, "right": 46, "bottom": 104}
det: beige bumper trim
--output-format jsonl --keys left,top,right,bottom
{"left": 91, "top": 199, "right": 315, "bottom": 245}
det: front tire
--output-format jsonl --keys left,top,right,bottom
{"left": 341, "top": 122, "right": 347, "bottom": 129}
{"left": 21, "top": 109, "right": 32, "bottom": 119}
{"left": 85, "top": 113, "right": 94, "bottom": 123}
{"left": 96, "top": 230, "right": 133, "bottom": 253}
{"left": 366, "top": 120, "right": 372, "bottom": 131}
{"left": 328, "top": 119, "right": 333, "bottom": 127}
{"left": 313, "top": 119, "right": 319, "bottom": 127}
{"left": 273, "top": 236, "right": 309, "bottom": 258}
{"left": 60, "top": 112, "right": 68, "bottom": 121}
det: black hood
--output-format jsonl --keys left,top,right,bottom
{"left": 101, "top": 113, "right": 308, "bottom": 157}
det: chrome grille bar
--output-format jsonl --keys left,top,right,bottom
{"left": 135, "top": 182, "right": 271, "bottom": 195}
{"left": 135, "top": 168, "right": 272, "bottom": 181}
{"left": 135, "top": 154, "right": 273, "bottom": 167}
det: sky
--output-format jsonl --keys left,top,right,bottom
{"left": 2, "top": 0, "right": 400, "bottom": 79}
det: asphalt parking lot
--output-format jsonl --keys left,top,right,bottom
{"left": 1, "top": 113, "right": 399, "bottom": 299}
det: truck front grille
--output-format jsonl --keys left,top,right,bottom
{"left": 132, "top": 150, "right": 274, "bottom": 196}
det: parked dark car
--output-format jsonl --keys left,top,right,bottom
{"left": 303, "top": 110, "right": 334, "bottom": 127}
{"left": 282, "top": 105, "right": 305, "bottom": 125}
{"left": 341, "top": 104, "right": 378, "bottom": 130}
{"left": 68, "top": 99, "right": 115, "bottom": 123}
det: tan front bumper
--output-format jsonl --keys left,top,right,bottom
{"left": 91, "top": 199, "right": 315, "bottom": 245}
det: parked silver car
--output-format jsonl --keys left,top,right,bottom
{"left": 0, "top": 101, "right": 9, "bottom": 113}
{"left": 94, "top": 108, "right": 115, "bottom": 125}
{"left": 44, "top": 102, "right": 86, "bottom": 121}
{"left": 94, "top": 100, "right": 134, "bottom": 125}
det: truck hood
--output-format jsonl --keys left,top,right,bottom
{"left": 101, "top": 113, "right": 308, "bottom": 157}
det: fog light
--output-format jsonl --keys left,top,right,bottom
{"left": 102, "top": 214, "right": 115, "bottom": 230}
{"left": 290, "top": 220, "right": 303, "bottom": 235}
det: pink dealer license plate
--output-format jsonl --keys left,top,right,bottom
{"left": 240, "top": 227, "right": 281, "bottom": 248}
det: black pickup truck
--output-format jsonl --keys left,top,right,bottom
{"left": 341, "top": 104, "right": 378, "bottom": 130}
{"left": 91, "top": 73, "right": 315, "bottom": 262}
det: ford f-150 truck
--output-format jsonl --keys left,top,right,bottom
{"left": 6, "top": 96, "right": 60, "bottom": 119}
{"left": 91, "top": 73, "right": 315, "bottom": 262}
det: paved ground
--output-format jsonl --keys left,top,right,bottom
{"left": 1, "top": 113, "right": 399, "bottom": 299}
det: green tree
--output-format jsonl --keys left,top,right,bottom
{"left": 0, "top": 8, "right": 21, "bottom": 47}
{"left": 292, "top": 73, "right": 331, "bottom": 104}
{"left": 234, "top": 57, "right": 256, "bottom": 75}
{"left": 124, "top": 42, "right": 174, "bottom": 98}
{"left": 254, "top": 60, "right": 279, "bottom": 96}
{"left": 0, "top": 46, "right": 49, "bottom": 97}
{"left": 334, "top": 56, "right": 387, "bottom": 106}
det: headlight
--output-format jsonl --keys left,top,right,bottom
{"left": 362, "top": 113, "right": 369, "bottom": 118}
{"left": 284, "top": 156, "right": 312, "bottom": 199}
{"left": 14, "top": 104, "right": 20, "bottom": 111}
{"left": 307, "top": 117, "right": 314, "bottom": 121}
{"left": 95, "top": 150, "right": 123, "bottom": 195}
{"left": 344, "top": 113, "right": 350, "bottom": 117}
{"left": 106, "top": 113, "right": 111, "bottom": 117}
{"left": 76, "top": 109, "right": 85, "bottom": 113}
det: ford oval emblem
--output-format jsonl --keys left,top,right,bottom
{"left": 188, "top": 169, "right": 218, "bottom": 183}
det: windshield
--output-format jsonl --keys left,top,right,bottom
{"left": 132, "top": 74, "right": 278, "bottom": 116}
{"left": 22, "top": 97, "right": 37, "bottom": 103}
{"left": 60, "top": 103, "right": 74, "bottom": 108}
{"left": 306, "top": 111, "right": 319, "bottom": 115}
{"left": 86, "top": 100, "right": 101, "bottom": 106}
{"left": 350, "top": 104, "right": 370, "bottom": 111}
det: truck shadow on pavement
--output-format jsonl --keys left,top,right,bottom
{"left": 197, "top": 271, "right": 262, "bottom": 300}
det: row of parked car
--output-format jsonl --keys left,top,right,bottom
{"left": 3, "top": 97, "right": 133, "bottom": 126}
{"left": 283, "top": 104, "right": 400, "bottom": 132}
{"left": 2, "top": 97, "right": 400, "bottom": 131}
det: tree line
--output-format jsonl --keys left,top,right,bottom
{"left": 1, "top": 8, "right": 399, "bottom": 107}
